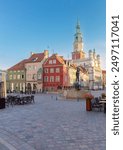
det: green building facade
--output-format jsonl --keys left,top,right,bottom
{"left": 6, "top": 60, "right": 27, "bottom": 93}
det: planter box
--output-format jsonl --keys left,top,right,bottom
{"left": 86, "top": 99, "right": 92, "bottom": 111}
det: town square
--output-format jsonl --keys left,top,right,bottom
{"left": 0, "top": 92, "right": 106, "bottom": 150}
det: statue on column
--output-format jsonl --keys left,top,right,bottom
{"left": 76, "top": 67, "right": 80, "bottom": 83}
{"left": 75, "top": 67, "right": 81, "bottom": 90}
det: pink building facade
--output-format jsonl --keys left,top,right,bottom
{"left": 25, "top": 50, "right": 49, "bottom": 93}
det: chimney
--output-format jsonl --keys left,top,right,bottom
{"left": 30, "top": 52, "right": 34, "bottom": 56}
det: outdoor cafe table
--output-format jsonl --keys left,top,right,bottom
{"left": 7, "top": 94, "right": 33, "bottom": 105}
{"left": 99, "top": 99, "right": 106, "bottom": 113}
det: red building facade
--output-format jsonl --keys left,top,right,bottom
{"left": 43, "top": 54, "right": 68, "bottom": 91}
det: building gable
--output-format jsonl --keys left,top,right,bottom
{"left": 43, "top": 54, "right": 65, "bottom": 66}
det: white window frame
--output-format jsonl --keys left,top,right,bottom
{"left": 13, "top": 74, "right": 16, "bottom": 79}
{"left": 49, "top": 60, "right": 52, "bottom": 64}
{"left": 53, "top": 59, "right": 56, "bottom": 64}
{"left": 56, "top": 68, "right": 60, "bottom": 73}
{"left": 44, "top": 68, "right": 48, "bottom": 73}
{"left": 44, "top": 76, "right": 48, "bottom": 82}
{"left": 17, "top": 74, "right": 21, "bottom": 79}
{"left": 50, "top": 76, "right": 54, "bottom": 82}
{"left": 55, "top": 76, "right": 60, "bottom": 82}
{"left": 28, "top": 66, "right": 31, "bottom": 70}
{"left": 50, "top": 68, "right": 54, "bottom": 73}
{"left": 9, "top": 74, "right": 13, "bottom": 80}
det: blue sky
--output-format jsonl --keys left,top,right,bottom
{"left": 0, "top": 0, "right": 106, "bottom": 69}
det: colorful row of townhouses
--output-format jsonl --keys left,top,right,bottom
{"left": 6, "top": 50, "right": 89, "bottom": 93}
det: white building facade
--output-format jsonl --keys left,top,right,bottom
{"left": 71, "top": 21, "right": 103, "bottom": 90}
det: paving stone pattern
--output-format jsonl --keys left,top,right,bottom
{"left": 0, "top": 94, "right": 106, "bottom": 150}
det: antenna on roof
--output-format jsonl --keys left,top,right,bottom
{"left": 47, "top": 45, "right": 50, "bottom": 49}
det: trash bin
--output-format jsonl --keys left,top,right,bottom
{"left": 0, "top": 98, "right": 5, "bottom": 109}
{"left": 86, "top": 98, "right": 92, "bottom": 111}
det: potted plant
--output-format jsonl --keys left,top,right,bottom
{"left": 83, "top": 93, "right": 94, "bottom": 111}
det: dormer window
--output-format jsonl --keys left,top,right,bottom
{"left": 53, "top": 59, "right": 56, "bottom": 64}
{"left": 49, "top": 60, "right": 52, "bottom": 64}
{"left": 32, "top": 57, "right": 38, "bottom": 62}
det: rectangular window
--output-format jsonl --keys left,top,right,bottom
{"left": 50, "top": 68, "right": 54, "bottom": 73}
{"left": 22, "top": 74, "right": 24, "bottom": 79}
{"left": 53, "top": 59, "right": 56, "bottom": 64}
{"left": 17, "top": 74, "right": 20, "bottom": 79}
{"left": 32, "top": 74, "right": 37, "bottom": 80}
{"left": 44, "top": 68, "right": 48, "bottom": 73}
{"left": 13, "top": 74, "right": 16, "bottom": 79}
{"left": 33, "top": 65, "right": 37, "bottom": 70}
{"left": 28, "top": 66, "right": 31, "bottom": 70}
{"left": 9, "top": 74, "right": 13, "bottom": 80}
{"left": 44, "top": 76, "right": 48, "bottom": 82}
{"left": 56, "top": 68, "right": 60, "bottom": 73}
{"left": 55, "top": 76, "right": 60, "bottom": 82}
{"left": 49, "top": 60, "right": 52, "bottom": 64}
{"left": 50, "top": 76, "right": 54, "bottom": 82}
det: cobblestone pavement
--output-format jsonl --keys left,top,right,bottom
{"left": 0, "top": 94, "right": 106, "bottom": 150}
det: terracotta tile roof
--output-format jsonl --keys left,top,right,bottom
{"left": 8, "top": 51, "right": 48, "bottom": 71}
{"left": 8, "top": 59, "right": 27, "bottom": 71}
{"left": 26, "top": 53, "right": 45, "bottom": 63}
{"left": 56, "top": 55, "right": 65, "bottom": 65}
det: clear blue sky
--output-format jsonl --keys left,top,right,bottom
{"left": 0, "top": 0, "right": 106, "bottom": 70}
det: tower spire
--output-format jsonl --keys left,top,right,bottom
{"left": 72, "top": 20, "right": 85, "bottom": 60}
{"left": 73, "top": 19, "right": 83, "bottom": 51}
{"left": 76, "top": 19, "right": 81, "bottom": 33}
